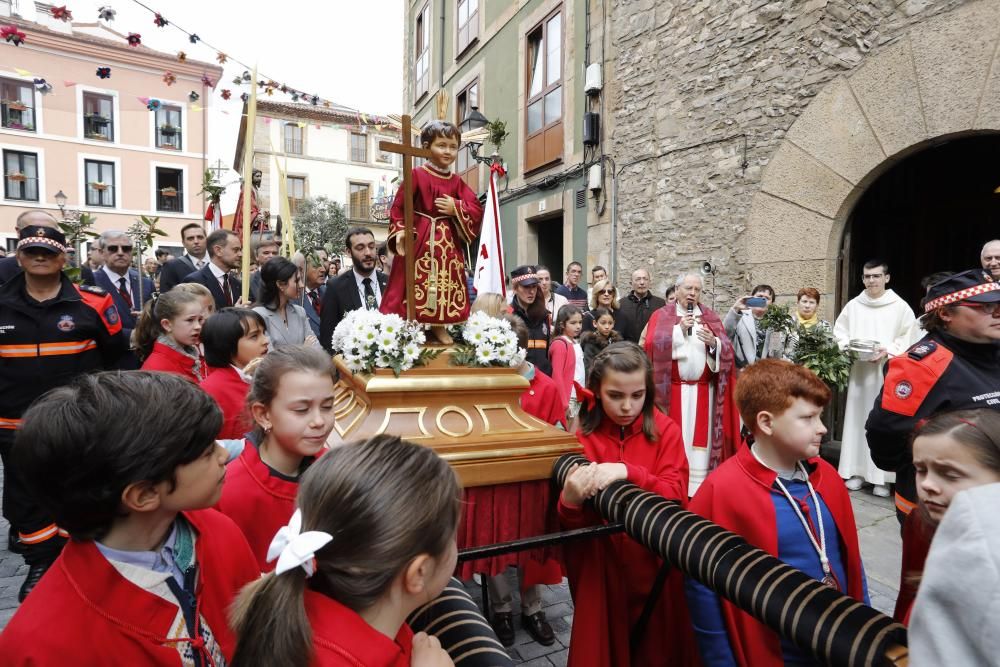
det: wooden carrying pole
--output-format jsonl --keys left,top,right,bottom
{"left": 378, "top": 115, "right": 433, "bottom": 320}
{"left": 239, "top": 65, "right": 259, "bottom": 304}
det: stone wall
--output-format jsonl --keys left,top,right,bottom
{"left": 610, "top": 0, "right": 979, "bottom": 314}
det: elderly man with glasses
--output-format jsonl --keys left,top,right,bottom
{"left": 867, "top": 268, "right": 1000, "bottom": 525}
{"left": 92, "top": 231, "right": 154, "bottom": 369}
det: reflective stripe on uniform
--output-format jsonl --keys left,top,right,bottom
{"left": 895, "top": 492, "right": 916, "bottom": 515}
{"left": 19, "top": 524, "right": 60, "bottom": 544}
{"left": 0, "top": 339, "right": 97, "bottom": 358}
{"left": 528, "top": 339, "right": 547, "bottom": 349}
{"left": 0, "top": 417, "right": 22, "bottom": 429}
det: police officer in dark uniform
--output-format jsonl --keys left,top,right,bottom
{"left": 509, "top": 265, "right": 552, "bottom": 376}
{"left": 0, "top": 225, "right": 126, "bottom": 600}
{"left": 866, "top": 269, "right": 1000, "bottom": 524}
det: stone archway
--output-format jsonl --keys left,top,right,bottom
{"left": 745, "top": 0, "right": 1000, "bottom": 320}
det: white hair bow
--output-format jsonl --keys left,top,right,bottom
{"left": 266, "top": 509, "right": 333, "bottom": 576}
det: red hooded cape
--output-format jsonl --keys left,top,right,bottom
{"left": 688, "top": 444, "right": 866, "bottom": 667}
{"left": 643, "top": 303, "right": 740, "bottom": 469}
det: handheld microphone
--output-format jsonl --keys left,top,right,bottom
{"left": 686, "top": 302, "right": 694, "bottom": 336}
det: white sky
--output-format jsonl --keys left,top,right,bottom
{"left": 18, "top": 0, "right": 403, "bottom": 200}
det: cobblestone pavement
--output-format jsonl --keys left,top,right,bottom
{"left": 0, "top": 461, "right": 899, "bottom": 665}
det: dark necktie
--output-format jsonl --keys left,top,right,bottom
{"left": 222, "top": 274, "right": 234, "bottom": 306}
{"left": 363, "top": 278, "right": 376, "bottom": 310}
{"left": 117, "top": 276, "right": 132, "bottom": 308}
{"left": 309, "top": 289, "right": 322, "bottom": 315}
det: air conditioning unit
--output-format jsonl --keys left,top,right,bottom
{"left": 585, "top": 63, "right": 603, "bottom": 95}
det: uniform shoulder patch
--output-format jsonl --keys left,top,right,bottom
{"left": 908, "top": 341, "right": 937, "bottom": 360}
{"left": 78, "top": 284, "right": 107, "bottom": 296}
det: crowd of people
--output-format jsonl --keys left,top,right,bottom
{"left": 0, "top": 204, "right": 998, "bottom": 666}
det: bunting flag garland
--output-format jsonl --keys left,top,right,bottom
{"left": 51, "top": 6, "right": 72, "bottom": 22}
{"left": 1, "top": 25, "right": 26, "bottom": 45}
{"left": 2, "top": 3, "right": 402, "bottom": 136}
{"left": 146, "top": 98, "right": 161, "bottom": 110}
{"left": 15, "top": 68, "right": 32, "bottom": 77}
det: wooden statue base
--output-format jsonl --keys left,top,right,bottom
{"left": 329, "top": 347, "right": 581, "bottom": 487}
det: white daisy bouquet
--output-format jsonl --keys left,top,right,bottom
{"left": 331, "top": 310, "right": 433, "bottom": 377}
{"left": 450, "top": 312, "right": 526, "bottom": 368}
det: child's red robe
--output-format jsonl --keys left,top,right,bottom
{"left": 688, "top": 444, "right": 866, "bottom": 666}
{"left": 558, "top": 411, "right": 699, "bottom": 667}
{"left": 0, "top": 509, "right": 259, "bottom": 665}
{"left": 216, "top": 442, "right": 302, "bottom": 571}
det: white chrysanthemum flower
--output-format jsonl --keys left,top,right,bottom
{"left": 402, "top": 342, "right": 420, "bottom": 362}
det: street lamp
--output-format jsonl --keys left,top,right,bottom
{"left": 459, "top": 106, "right": 503, "bottom": 168}
{"left": 54, "top": 189, "right": 67, "bottom": 216}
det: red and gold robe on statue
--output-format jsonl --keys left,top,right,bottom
{"left": 231, "top": 185, "right": 269, "bottom": 238}
{"left": 380, "top": 164, "right": 483, "bottom": 324}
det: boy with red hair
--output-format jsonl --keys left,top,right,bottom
{"left": 686, "top": 359, "right": 869, "bottom": 666}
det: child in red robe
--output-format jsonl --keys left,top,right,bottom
{"left": 894, "top": 408, "right": 1000, "bottom": 625}
{"left": 558, "top": 341, "right": 698, "bottom": 666}
{"left": 229, "top": 435, "right": 461, "bottom": 667}
{"left": 215, "top": 345, "right": 336, "bottom": 571}
{"left": 135, "top": 289, "right": 208, "bottom": 382}
{"left": 379, "top": 120, "right": 483, "bottom": 345}
{"left": 0, "top": 371, "right": 260, "bottom": 665}
{"left": 200, "top": 308, "right": 270, "bottom": 439}
{"left": 687, "top": 359, "right": 868, "bottom": 666}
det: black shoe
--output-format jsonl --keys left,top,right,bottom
{"left": 18, "top": 560, "right": 53, "bottom": 602}
{"left": 7, "top": 531, "right": 26, "bottom": 555}
{"left": 521, "top": 611, "right": 555, "bottom": 646}
{"left": 491, "top": 611, "right": 515, "bottom": 647}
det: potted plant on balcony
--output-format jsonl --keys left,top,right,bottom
{"left": 5, "top": 100, "right": 27, "bottom": 112}
{"left": 90, "top": 181, "right": 109, "bottom": 192}
{"left": 160, "top": 186, "right": 178, "bottom": 197}
{"left": 6, "top": 171, "right": 26, "bottom": 182}
{"left": 159, "top": 123, "right": 178, "bottom": 136}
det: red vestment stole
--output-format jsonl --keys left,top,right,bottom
{"left": 379, "top": 165, "right": 484, "bottom": 324}
{"left": 643, "top": 303, "right": 741, "bottom": 469}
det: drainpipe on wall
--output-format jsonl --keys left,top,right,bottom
{"left": 439, "top": 0, "right": 446, "bottom": 93}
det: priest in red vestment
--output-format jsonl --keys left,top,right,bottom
{"left": 379, "top": 121, "right": 483, "bottom": 343}
{"left": 231, "top": 168, "right": 270, "bottom": 238}
{"left": 643, "top": 272, "right": 740, "bottom": 495}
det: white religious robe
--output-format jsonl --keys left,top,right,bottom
{"left": 833, "top": 289, "right": 917, "bottom": 485}
{"left": 672, "top": 303, "right": 720, "bottom": 496}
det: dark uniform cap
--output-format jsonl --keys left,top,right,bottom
{"left": 17, "top": 225, "right": 68, "bottom": 254}
{"left": 510, "top": 265, "right": 539, "bottom": 287}
{"left": 924, "top": 269, "right": 1000, "bottom": 312}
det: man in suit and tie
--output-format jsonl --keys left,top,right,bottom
{"left": 0, "top": 211, "right": 96, "bottom": 287}
{"left": 158, "top": 223, "right": 209, "bottom": 293}
{"left": 181, "top": 229, "right": 243, "bottom": 311}
{"left": 294, "top": 250, "right": 328, "bottom": 338}
{"left": 319, "top": 227, "right": 387, "bottom": 353}
{"left": 92, "top": 230, "right": 154, "bottom": 369}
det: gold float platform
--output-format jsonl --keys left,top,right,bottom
{"left": 329, "top": 348, "right": 582, "bottom": 487}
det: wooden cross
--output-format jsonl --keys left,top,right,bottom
{"left": 378, "top": 115, "right": 433, "bottom": 321}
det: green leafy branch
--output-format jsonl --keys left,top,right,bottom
{"left": 792, "top": 324, "right": 856, "bottom": 391}
{"left": 199, "top": 168, "right": 226, "bottom": 204}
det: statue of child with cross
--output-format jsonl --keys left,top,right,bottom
{"left": 378, "top": 118, "right": 484, "bottom": 345}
